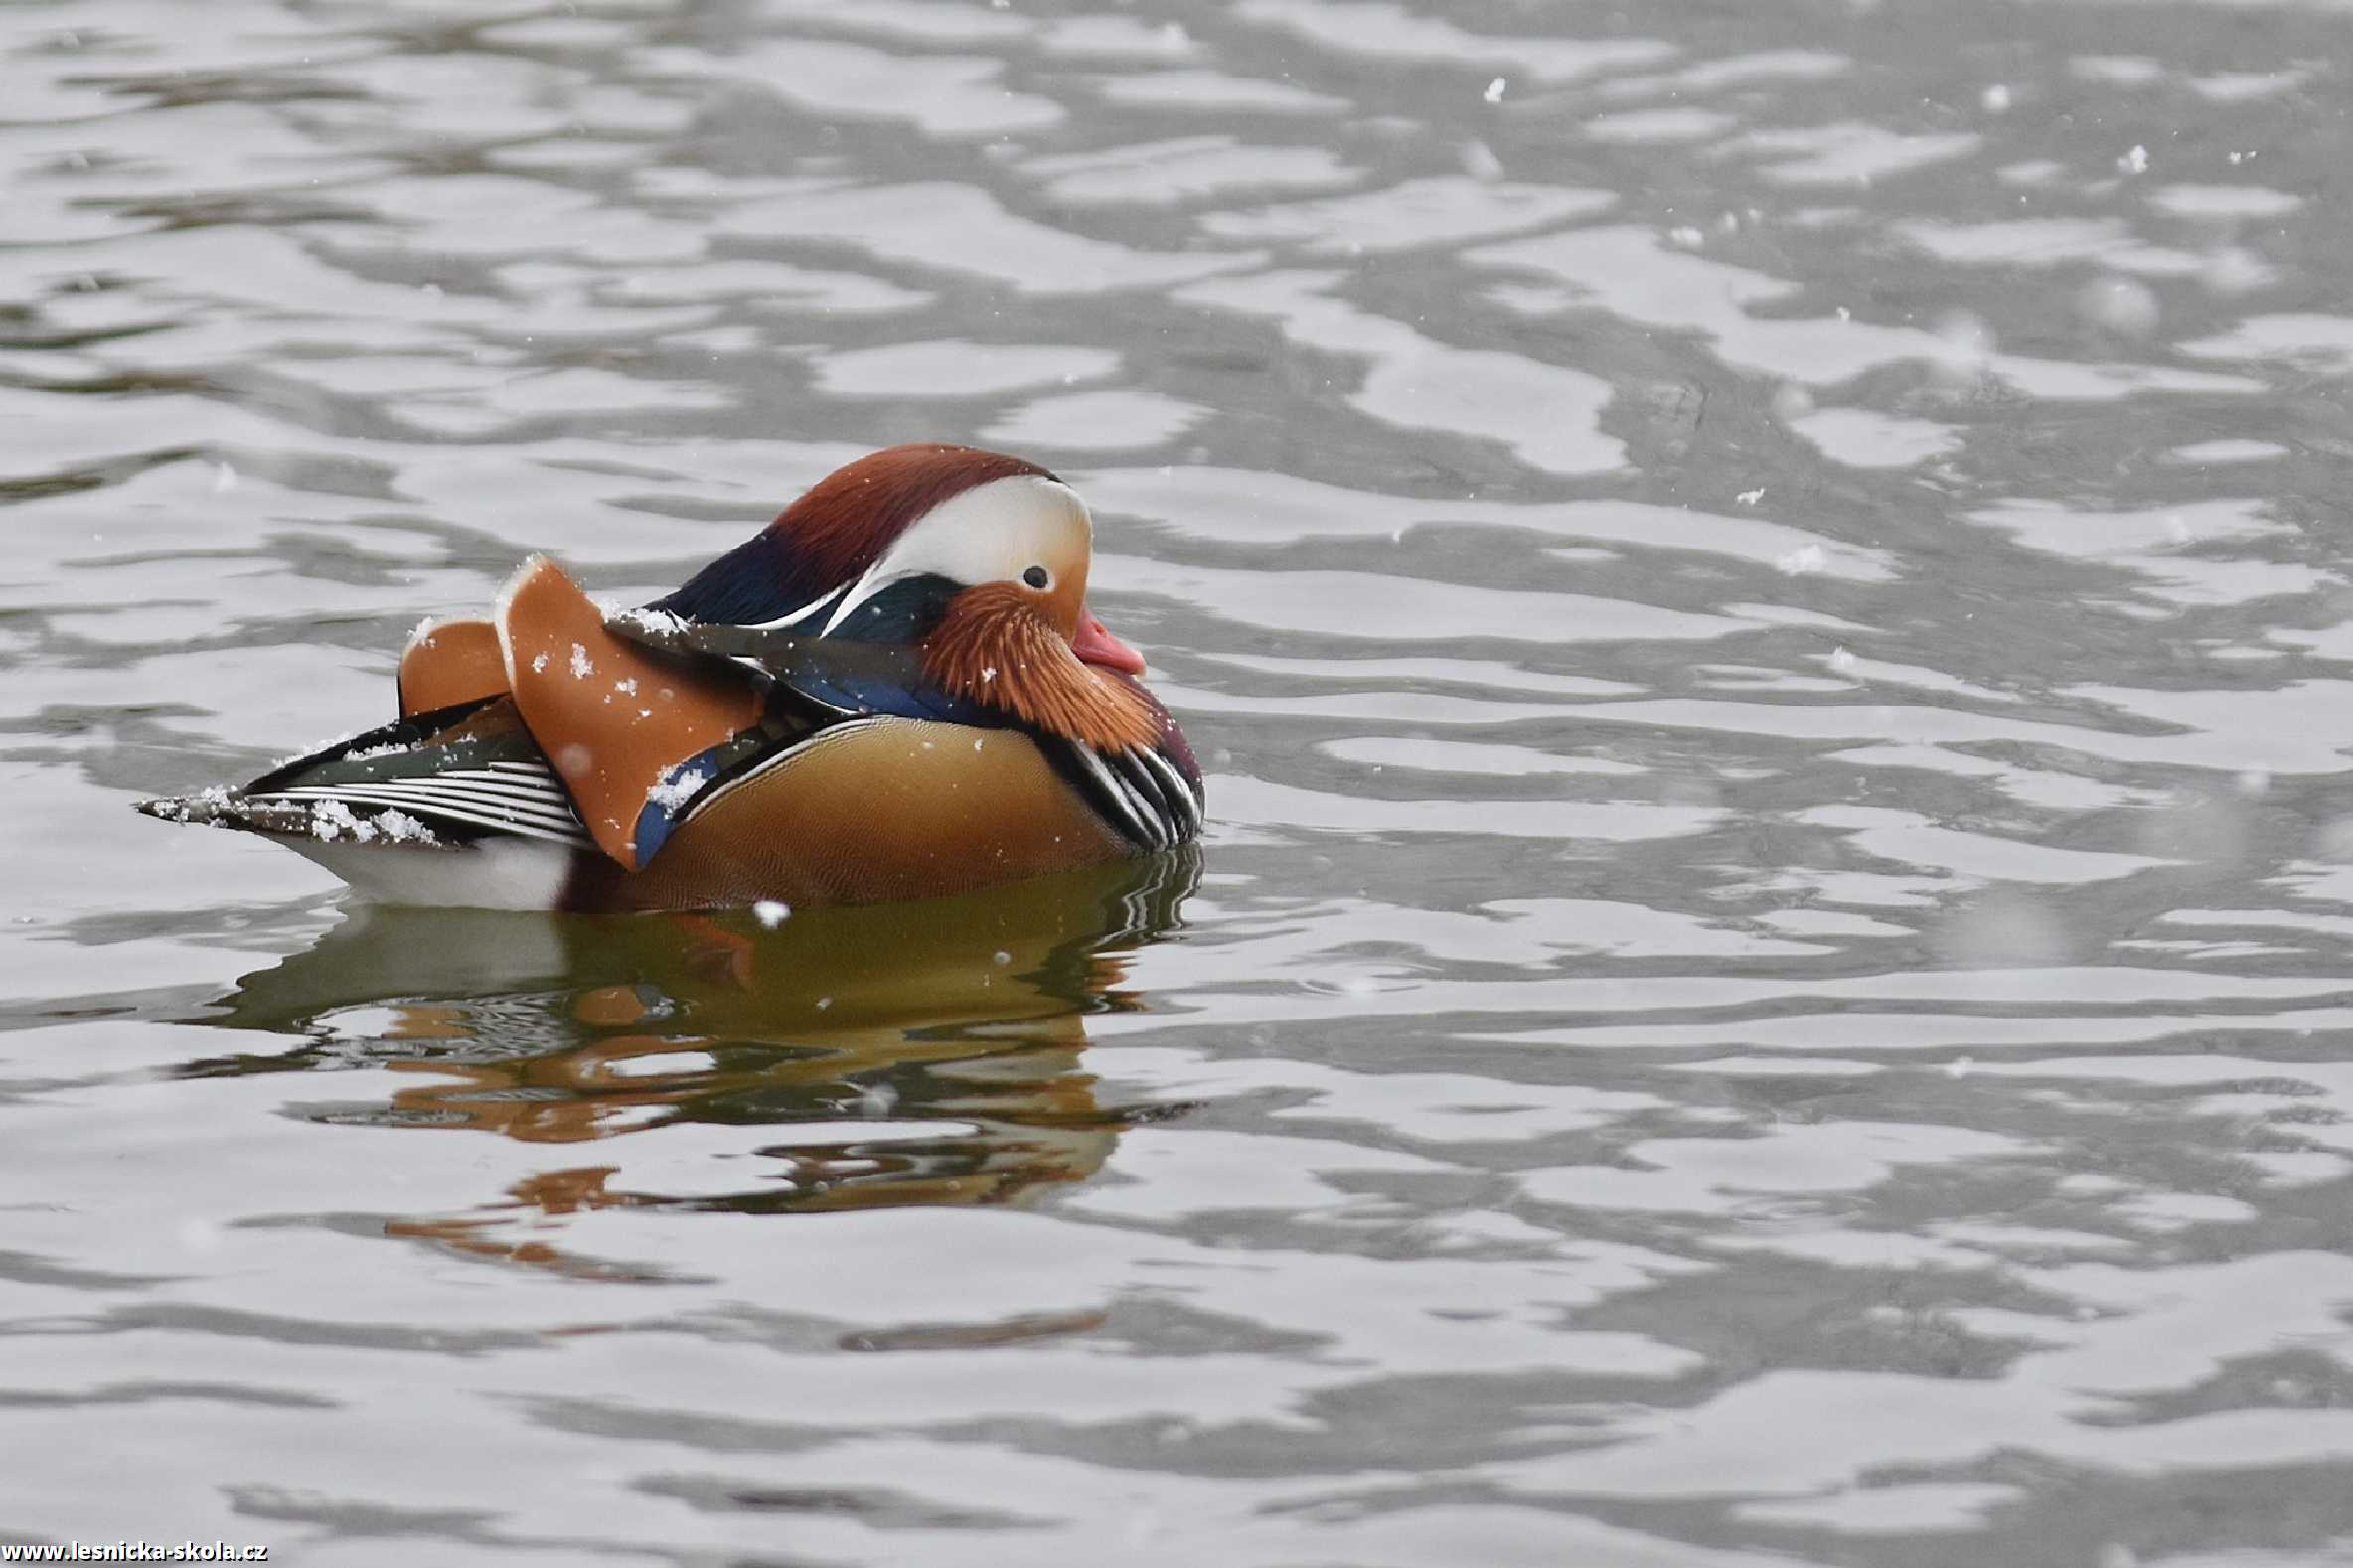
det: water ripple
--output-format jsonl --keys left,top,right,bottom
{"left": 6, "top": 0, "right": 2353, "bottom": 1560}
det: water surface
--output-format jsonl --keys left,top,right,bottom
{"left": 6, "top": 0, "right": 2353, "bottom": 1561}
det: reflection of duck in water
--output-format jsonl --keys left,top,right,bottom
{"left": 183, "top": 852, "right": 1196, "bottom": 1253}
{"left": 138, "top": 445, "right": 1203, "bottom": 912}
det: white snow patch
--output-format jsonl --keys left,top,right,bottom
{"left": 309, "top": 800, "right": 370, "bottom": 842}
{"left": 614, "top": 607, "right": 689, "bottom": 637}
{"left": 531, "top": 652, "right": 550, "bottom": 674}
{"left": 569, "top": 642, "right": 594, "bottom": 679}
{"left": 147, "top": 785, "right": 237, "bottom": 826}
{"left": 375, "top": 809, "right": 441, "bottom": 846}
{"left": 645, "top": 769, "right": 703, "bottom": 811}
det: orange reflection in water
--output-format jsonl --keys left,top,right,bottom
{"left": 188, "top": 852, "right": 1197, "bottom": 1269}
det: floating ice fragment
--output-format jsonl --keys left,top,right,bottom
{"left": 568, "top": 642, "right": 593, "bottom": 679}
{"left": 532, "top": 652, "right": 549, "bottom": 674}
{"left": 1483, "top": 77, "right": 1506, "bottom": 104}
{"left": 753, "top": 899, "right": 791, "bottom": 928}
{"left": 2118, "top": 144, "right": 2149, "bottom": 175}
{"left": 1736, "top": 487, "right": 1765, "bottom": 506}
{"left": 1827, "top": 645, "right": 1857, "bottom": 673}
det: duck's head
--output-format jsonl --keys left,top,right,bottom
{"left": 653, "top": 445, "right": 1164, "bottom": 752}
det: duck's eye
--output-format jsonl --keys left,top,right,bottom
{"left": 1022, "top": 565, "right": 1050, "bottom": 590}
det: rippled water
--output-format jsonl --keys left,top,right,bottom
{"left": 7, "top": 0, "right": 2353, "bottom": 1560}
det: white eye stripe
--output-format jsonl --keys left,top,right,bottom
{"left": 743, "top": 580, "right": 850, "bottom": 633}
{"left": 820, "top": 475, "right": 1090, "bottom": 635}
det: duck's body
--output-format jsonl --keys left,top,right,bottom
{"left": 139, "top": 445, "right": 1202, "bottom": 913}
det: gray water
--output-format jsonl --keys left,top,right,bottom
{"left": 6, "top": 0, "right": 2353, "bottom": 1562}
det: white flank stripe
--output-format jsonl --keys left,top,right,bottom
{"left": 1137, "top": 748, "right": 1198, "bottom": 835}
{"left": 1071, "top": 743, "right": 1153, "bottom": 848}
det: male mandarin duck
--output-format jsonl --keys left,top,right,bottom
{"left": 138, "top": 445, "right": 1203, "bottom": 913}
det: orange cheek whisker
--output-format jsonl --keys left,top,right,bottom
{"left": 922, "top": 584, "right": 1163, "bottom": 754}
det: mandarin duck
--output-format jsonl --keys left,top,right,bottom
{"left": 137, "top": 445, "right": 1203, "bottom": 912}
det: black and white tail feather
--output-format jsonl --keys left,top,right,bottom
{"left": 137, "top": 699, "right": 594, "bottom": 853}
